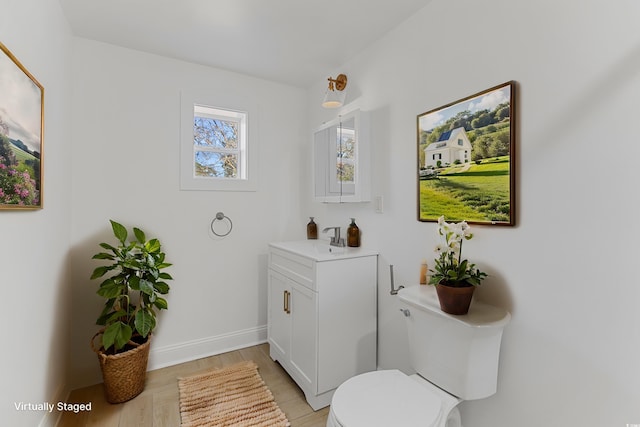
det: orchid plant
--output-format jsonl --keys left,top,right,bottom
{"left": 428, "top": 216, "right": 487, "bottom": 287}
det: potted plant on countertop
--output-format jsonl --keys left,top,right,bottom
{"left": 89, "top": 220, "right": 173, "bottom": 403}
{"left": 428, "top": 216, "right": 487, "bottom": 315}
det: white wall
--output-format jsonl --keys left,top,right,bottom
{"left": 67, "top": 39, "right": 308, "bottom": 388}
{"left": 3, "top": 1, "right": 639, "bottom": 426}
{"left": 0, "top": 1, "right": 73, "bottom": 426}
{"left": 305, "top": 0, "right": 640, "bottom": 426}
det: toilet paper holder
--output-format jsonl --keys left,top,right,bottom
{"left": 389, "top": 264, "right": 404, "bottom": 295}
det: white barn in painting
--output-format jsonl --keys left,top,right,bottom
{"left": 425, "top": 127, "right": 472, "bottom": 167}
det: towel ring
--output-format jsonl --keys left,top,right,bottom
{"left": 211, "top": 212, "right": 232, "bottom": 237}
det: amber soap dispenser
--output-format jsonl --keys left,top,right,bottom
{"left": 347, "top": 218, "right": 360, "bottom": 247}
{"left": 307, "top": 217, "right": 318, "bottom": 239}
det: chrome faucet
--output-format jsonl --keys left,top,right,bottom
{"left": 323, "top": 226, "right": 345, "bottom": 247}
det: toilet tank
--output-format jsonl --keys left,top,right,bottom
{"left": 398, "top": 286, "right": 510, "bottom": 400}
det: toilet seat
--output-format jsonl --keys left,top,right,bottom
{"left": 329, "top": 370, "right": 461, "bottom": 427}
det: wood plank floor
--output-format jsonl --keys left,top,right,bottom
{"left": 57, "top": 343, "right": 329, "bottom": 427}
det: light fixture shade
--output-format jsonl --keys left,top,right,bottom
{"left": 322, "top": 74, "right": 348, "bottom": 108}
{"left": 322, "top": 89, "right": 346, "bottom": 108}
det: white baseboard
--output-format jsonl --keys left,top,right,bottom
{"left": 38, "top": 383, "right": 69, "bottom": 427}
{"left": 148, "top": 325, "right": 268, "bottom": 371}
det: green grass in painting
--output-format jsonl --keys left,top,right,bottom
{"left": 9, "top": 145, "right": 39, "bottom": 185}
{"left": 11, "top": 145, "right": 37, "bottom": 163}
{"left": 419, "top": 156, "right": 510, "bottom": 222}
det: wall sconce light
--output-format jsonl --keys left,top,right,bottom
{"left": 322, "top": 74, "right": 348, "bottom": 108}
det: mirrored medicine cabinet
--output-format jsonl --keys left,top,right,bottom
{"left": 313, "top": 109, "right": 371, "bottom": 203}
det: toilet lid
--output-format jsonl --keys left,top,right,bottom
{"left": 331, "top": 370, "right": 444, "bottom": 427}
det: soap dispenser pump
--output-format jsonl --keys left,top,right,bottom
{"left": 347, "top": 218, "right": 360, "bottom": 247}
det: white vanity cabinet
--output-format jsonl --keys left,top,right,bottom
{"left": 267, "top": 241, "right": 378, "bottom": 410}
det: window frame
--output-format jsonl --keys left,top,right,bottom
{"left": 180, "top": 90, "right": 257, "bottom": 192}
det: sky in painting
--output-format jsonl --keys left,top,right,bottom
{"left": 419, "top": 85, "right": 510, "bottom": 132}
{"left": 0, "top": 47, "right": 42, "bottom": 153}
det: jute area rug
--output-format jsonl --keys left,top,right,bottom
{"left": 178, "top": 360, "right": 290, "bottom": 427}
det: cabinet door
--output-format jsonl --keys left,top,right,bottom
{"left": 313, "top": 127, "right": 333, "bottom": 199}
{"left": 316, "top": 256, "right": 378, "bottom": 394}
{"left": 267, "top": 269, "right": 290, "bottom": 359}
{"left": 289, "top": 282, "right": 317, "bottom": 391}
{"left": 313, "top": 109, "right": 370, "bottom": 203}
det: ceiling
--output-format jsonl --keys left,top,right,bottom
{"left": 59, "top": 0, "right": 430, "bottom": 88}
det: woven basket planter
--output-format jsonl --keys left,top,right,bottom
{"left": 91, "top": 331, "right": 151, "bottom": 403}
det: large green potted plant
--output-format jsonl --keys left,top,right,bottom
{"left": 429, "top": 216, "right": 487, "bottom": 315}
{"left": 89, "top": 220, "right": 173, "bottom": 403}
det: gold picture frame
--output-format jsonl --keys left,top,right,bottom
{"left": 0, "top": 42, "right": 44, "bottom": 209}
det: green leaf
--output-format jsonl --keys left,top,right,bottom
{"left": 103, "top": 322, "right": 132, "bottom": 351}
{"left": 105, "top": 309, "right": 128, "bottom": 324}
{"left": 122, "top": 259, "right": 142, "bottom": 271}
{"left": 135, "top": 309, "right": 155, "bottom": 337}
{"left": 147, "top": 268, "right": 160, "bottom": 281}
{"left": 96, "top": 299, "right": 117, "bottom": 325}
{"left": 146, "top": 292, "right": 157, "bottom": 303}
{"left": 97, "top": 280, "right": 124, "bottom": 298}
{"left": 154, "top": 282, "right": 170, "bottom": 294}
{"left": 158, "top": 272, "right": 173, "bottom": 280}
{"left": 133, "top": 227, "right": 146, "bottom": 244}
{"left": 92, "top": 252, "right": 115, "bottom": 260}
{"left": 139, "top": 279, "right": 154, "bottom": 296}
{"left": 90, "top": 266, "right": 110, "bottom": 280}
{"left": 146, "top": 239, "right": 161, "bottom": 253}
{"left": 96, "top": 315, "right": 108, "bottom": 326}
{"left": 467, "top": 277, "right": 480, "bottom": 286}
{"left": 129, "top": 275, "right": 141, "bottom": 290}
{"left": 154, "top": 297, "right": 168, "bottom": 310}
{"left": 110, "top": 220, "right": 128, "bottom": 245}
{"left": 99, "top": 242, "right": 117, "bottom": 251}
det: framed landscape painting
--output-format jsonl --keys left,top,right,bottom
{"left": 417, "top": 81, "right": 515, "bottom": 225}
{"left": 0, "top": 42, "right": 44, "bottom": 209}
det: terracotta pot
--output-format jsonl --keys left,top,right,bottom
{"left": 435, "top": 282, "right": 475, "bottom": 315}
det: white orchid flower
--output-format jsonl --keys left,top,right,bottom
{"left": 430, "top": 217, "right": 486, "bottom": 286}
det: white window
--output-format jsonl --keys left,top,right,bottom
{"left": 193, "top": 105, "right": 247, "bottom": 179}
{"left": 180, "top": 90, "right": 257, "bottom": 191}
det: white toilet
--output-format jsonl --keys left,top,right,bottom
{"left": 327, "top": 285, "right": 510, "bottom": 427}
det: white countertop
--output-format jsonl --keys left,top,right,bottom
{"left": 269, "top": 240, "right": 378, "bottom": 262}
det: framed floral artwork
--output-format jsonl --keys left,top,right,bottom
{"left": 417, "top": 81, "right": 516, "bottom": 225}
{"left": 0, "top": 42, "right": 44, "bottom": 209}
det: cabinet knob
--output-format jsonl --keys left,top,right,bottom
{"left": 399, "top": 308, "right": 411, "bottom": 317}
